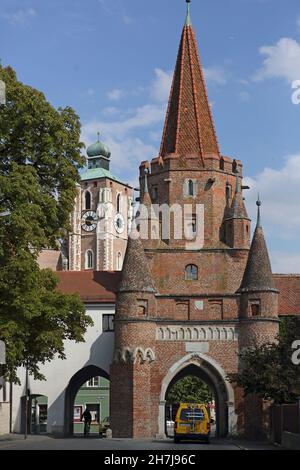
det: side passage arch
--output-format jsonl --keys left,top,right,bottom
{"left": 64, "top": 365, "right": 109, "bottom": 435}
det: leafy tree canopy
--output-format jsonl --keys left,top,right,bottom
{"left": 229, "top": 317, "right": 300, "bottom": 404}
{"left": 0, "top": 65, "right": 92, "bottom": 382}
{"left": 166, "top": 375, "right": 214, "bottom": 405}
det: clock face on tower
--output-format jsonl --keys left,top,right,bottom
{"left": 81, "top": 211, "right": 98, "bottom": 232}
{"left": 114, "top": 213, "right": 125, "bottom": 234}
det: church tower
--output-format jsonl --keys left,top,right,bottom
{"left": 68, "top": 135, "right": 133, "bottom": 271}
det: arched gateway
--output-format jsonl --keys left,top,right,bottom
{"left": 110, "top": 2, "right": 279, "bottom": 440}
{"left": 158, "top": 353, "right": 236, "bottom": 438}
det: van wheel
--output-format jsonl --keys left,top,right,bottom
{"left": 174, "top": 436, "right": 180, "bottom": 443}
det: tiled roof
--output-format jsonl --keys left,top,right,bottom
{"left": 56, "top": 271, "right": 120, "bottom": 303}
{"left": 159, "top": 19, "right": 220, "bottom": 161}
{"left": 118, "top": 233, "right": 156, "bottom": 293}
{"left": 80, "top": 167, "right": 118, "bottom": 182}
{"left": 55, "top": 271, "right": 300, "bottom": 317}
{"left": 274, "top": 274, "right": 300, "bottom": 316}
{"left": 239, "top": 225, "right": 277, "bottom": 293}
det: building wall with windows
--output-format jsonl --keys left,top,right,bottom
{"left": 9, "top": 303, "right": 115, "bottom": 434}
{"left": 68, "top": 139, "right": 133, "bottom": 273}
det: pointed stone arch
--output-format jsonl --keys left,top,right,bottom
{"left": 158, "top": 352, "right": 237, "bottom": 439}
{"left": 64, "top": 365, "right": 109, "bottom": 436}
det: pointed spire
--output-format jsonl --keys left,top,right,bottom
{"left": 144, "top": 168, "right": 149, "bottom": 194}
{"left": 256, "top": 195, "right": 262, "bottom": 228}
{"left": 159, "top": 5, "right": 220, "bottom": 163}
{"left": 185, "top": 0, "right": 192, "bottom": 26}
{"left": 141, "top": 168, "right": 152, "bottom": 207}
{"left": 118, "top": 230, "right": 156, "bottom": 293}
{"left": 239, "top": 200, "right": 276, "bottom": 293}
{"left": 235, "top": 172, "right": 239, "bottom": 194}
{"left": 226, "top": 173, "right": 249, "bottom": 220}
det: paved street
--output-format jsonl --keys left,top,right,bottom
{"left": 0, "top": 434, "right": 280, "bottom": 451}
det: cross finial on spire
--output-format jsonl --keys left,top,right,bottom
{"left": 97, "top": 132, "right": 100, "bottom": 142}
{"left": 185, "top": 0, "right": 192, "bottom": 26}
{"left": 256, "top": 195, "right": 262, "bottom": 228}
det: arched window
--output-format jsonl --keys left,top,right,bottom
{"left": 188, "top": 180, "right": 194, "bottom": 197}
{"left": 85, "top": 191, "right": 91, "bottom": 210}
{"left": 232, "top": 160, "right": 238, "bottom": 174}
{"left": 117, "top": 194, "right": 121, "bottom": 213}
{"left": 85, "top": 250, "right": 94, "bottom": 270}
{"left": 117, "top": 252, "right": 122, "bottom": 271}
{"left": 185, "top": 264, "right": 198, "bottom": 281}
{"left": 220, "top": 158, "right": 225, "bottom": 171}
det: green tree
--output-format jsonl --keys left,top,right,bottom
{"left": 0, "top": 65, "right": 93, "bottom": 382}
{"left": 229, "top": 317, "right": 300, "bottom": 404}
{"left": 166, "top": 376, "right": 213, "bottom": 404}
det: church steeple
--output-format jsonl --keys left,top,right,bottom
{"left": 159, "top": 0, "right": 220, "bottom": 163}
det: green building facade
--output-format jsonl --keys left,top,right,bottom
{"left": 73, "top": 376, "right": 110, "bottom": 434}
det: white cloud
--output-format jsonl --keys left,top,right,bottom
{"left": 240, "top": 154, "right": 300, "bottom": 273}
{"left": 238, "top": 91, "right": 251, "bottom": 103}
{"left": 203, "top": 67, "right": 227, "bottom": 85}
{"left": 106, "top": 89, "right": 124, "bottom": 101}
{"left": 122, "top": 15, "right": 133, "bottom": 25}
{"left": 254, "top": 38, "right": 300, "bottom": 83}
{"left": 3, "top": 8, "right": 37, "bottom": 25}
{"left": 244, "top": 153, "right": 300, "bottom": 241}
{"left": 83, "top": 104, "right": 165, "bottom": 142}
{"left": 150, "top": 68, "right": 172, "bottom": 103}
{"left": 101, "top": 106, "right": 120, "bottom": 116}
{"left": 83, "top": 104, "right": 164, "bottom": 140}
{"left": 271, "top": 252, "right": 300, "bottom": 274}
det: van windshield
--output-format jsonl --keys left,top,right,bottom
{"left": 180, "top": 408, "right": 205, "bottom": 422}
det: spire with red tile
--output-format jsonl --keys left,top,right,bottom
{"left": 159, "top": 0, "right": 220, "bottom": 164}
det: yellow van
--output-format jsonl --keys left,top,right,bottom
{"left": 174, "top": 403, "right": 211, "bottom": 443}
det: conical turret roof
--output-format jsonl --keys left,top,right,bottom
{"left": 118, "top": 230, "right": 156, "bottom": 293}
{"left": 239, "top": 200, "right": 277, "bottom": 293}
{"left": 226, "top": 174, "right": 249, "bottom": 220}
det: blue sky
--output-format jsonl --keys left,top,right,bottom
{"left": 1, "top": 0, "right": 300, "bottom": 272}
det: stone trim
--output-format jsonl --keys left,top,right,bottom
{"left": 156, "top": 325, "right": 238, "bottom": 342}
{"left": 158, "top": 352, "right": 237, "bottom": 437}
{"left": 113, "top": 347, "right": 156, "bottom": 364}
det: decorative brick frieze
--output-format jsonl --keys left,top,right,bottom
{"left": 156, "top": 325, "right": 238, "bottom": 342}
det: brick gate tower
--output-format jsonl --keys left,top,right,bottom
{"left": 110, "top": 1, "right": 279, "bottom": 438}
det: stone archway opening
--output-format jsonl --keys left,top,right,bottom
{"left": 64, "top": 365, "right": 110, "bottom": 436}
{"left": 165, "top": 369, "right": 216, "bottom": 438}
{"left": 158, "top": 354, "right": 236, "bottom": 439}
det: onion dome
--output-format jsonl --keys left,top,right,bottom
{"left": 87, "top": 133, "right": 111, "bottom": 159}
